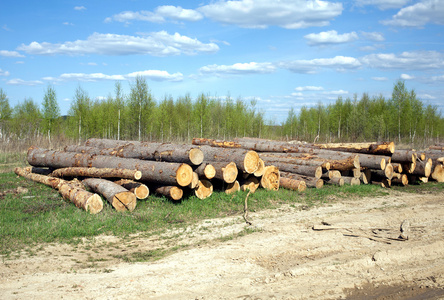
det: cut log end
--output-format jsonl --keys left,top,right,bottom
{"left": 85, "top": 194, "right": 104, "bottom": 214}
{"left": 114, "top": 191, "right": 137, "bottom": 212}
{"left": 431, "top": 164, "right": 444, "bottom": 182}
{"left": 195, "top": 179, "right": 213, "bottom": 200}
{"left": 175, "top": 163, "right": 194, "bottom": 187}
{"left": 134, "top": 170, "right": 142, "bottom": 180}
{"left": 261, "top": 165, "right": 280, "bottom": 191}
{"left": 223, "top": 162, "right": 238, "bottom": 183}
{"left": 188, "top": 172, "right": 200, "bottom": 189}
{"left": 225, "top": 180, "right": 240, "bottom": 194}
{"left": 189, "top": 148, "right": 204, "bottom": 165}
{"left": 204, "top": 164, "right": 216, "bottom": 179}
{"left": 253, "top": 158, "right": 265, "bottom": 177}
{"left": 134, "top": 184, "right": 150, "bottom": 200}
{"left": 240, "top": 177, "right": 260, "bottom": 193}
{"left": 169, "top": 186, "right": 184, "bottom": 201}
{"left": 315, "top": 166, "right": 323, "bottom": 179}
{"left": 243, "top": 150, "right": 260, "bottom": 174}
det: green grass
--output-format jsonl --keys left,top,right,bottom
{"left": 0, "top": 171, "right": 432, "bottom": 258}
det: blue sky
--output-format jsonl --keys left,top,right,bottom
{"left": 1, "top": 0, "right": 443, "bottom": 124}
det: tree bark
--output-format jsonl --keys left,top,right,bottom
{"left": 27, "top": 146, "right": 193, "bottom": 187}
{"left": 114, "top": 179, "right": 149, "bottom": 200}
{"left": 261, "top": 161, "right": 322, "bottom": 179}
{"left": 195, "top": 179, "right": 213, "bottom": 199}
{"left": 326, "top": 177, "right": 344, "bottom": 186}
{"left": 259, "top": 153, "right": 329, "bottom": 170}
{"left": 83, "top": 178, "right": 136, "bottom": 212}
{"left": 260, "top": 165, "right": 280, "bottom": 191}
{"left": 154, "top": 186, "right": 183, "bottom": 201}
{"left": 411, "top": 158, "right": 432, "bottom": 177}
{"left": 199, "top": 145, "right": 259, "bottom": 174}
{"left": 358, "top": 154, "right": 388, "bottom": 170}
{"left": 279, "top": 177, "right": 307, "bottom": 191}
{"left": 390, "top": 150, "right": 417, "bottom": 163}
{"left": 14, "top": 167, "right": 103, "bottom": 214}
{"left": 280, "top": 171, "right": 324, "bottom": 189}
{"left": 311, "top": 141, "right": 395, "bottom": 155}
{"left": 50, "top": 167, "right": 142, "bottom": 180}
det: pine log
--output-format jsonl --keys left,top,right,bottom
{"left": 199, "top": 145, "right": 259, "bottom": 174}
{"left": 14, "top": 167, "right": 103, "bottom": 214}
{"left": 194, "top": 163, "right": 216, "bottom": 180}
{"left": 352, "top": 168, "right": 361, "bottom": 178}
{"left": 342, "top": 176, "right": 360, "bottom": 186}
{"left": 114, "top": 179, "right": 149, "bottom": 200}
{"left": 372, "top": 178, "right": 391, "bottom": 188}
{"left": 279, "top": 177, "right": 307, "bottom": 191}
{"left": 85, "top": 138, "right": 137, "bottom": 148}
{"left": 240, "top": 176, "right": 260, "bottom": 193}
{"left": 259, "top": 154, "right": 329, "bottom": 170}
{"left": 411, "top": 158, "right": 432, "bottom": 177}
{"left": 391, "top": 150, "right": 417, "bottom": 163}
{"left": 431, "top": 164, "right": 444, "bottom": 182}
{"left": 27, "top": 146, "right": 193, "bottom": 187}
{"left": 195, "top": 179, "right": 213, "bottom": 199}
{"left": 311, "top": 141, "right": 395, "bottom": 155}
{"left": 280, "top": 171, "right": 323, "bottom": 189}
{"left": 391, "top": 163, "right": 403, "bottom": 173}
{"left": 211, "top": 162, "right": 238, "bottom": 184}
{"left": 402, "top": 161, "right": 416, "bottom": 174}
{"left": 326, "top": 177, "right": 344, "bottom": 186}
{"left": 322, "top": 170, "right": 341, "bottom": 180}
{"left": 261, "top": 161, "right": 322, "bottom": 179}
{"left": 358, "top": 154, "right": 388, "bottom": 170}
{"left": 260, "top": 166, "right": 280, "bottom": 191}
{"left": 66, "top": 142, "right": 204, "bottom": 166}
{"left": 155, "top": 186, "right": 183, "bottom": 201}
{"left": 225, "top": 181, "right": 240, "bottom": 194}
{"left": 50, "top": 167, "right": 142, "bottom": 180}
{"left": 391, "top": 173, "right": 409, "bottom": 186}
{"left": 360, "top": 168, "right": 371, "bottom": 184}
{"left": 83, "top": 178, "right": 136, "bottom": 212}
{"left": 384, "top": 163, "right": 394, "bottom": 180}
{"left": 428, "top": 145, "right": 444, "bottom": 151}
{"left": 253, "top": 158, "right": 265, "bottom": 177}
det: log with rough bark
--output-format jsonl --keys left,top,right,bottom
{"left": 260, "top": 165, "right": 280, "bottom": 191}
{"left": 411, "top": 158, "right": 432, "bottom": 177}
{"left": 199, "top": 145, "right": 259, "bottom": 174}
{"left": 279, "top": 171, "right": 324, "bottom": 189}
{"left": 390, "top": 150, "right": 417, "bottom": 163}
{"left": 83, "top": 178, "right": 136, "bottom": 212}
{"left": 311, "top": 141, "right": 395, "bottom": 155}
{"left": 259, "top": 154, "right": 330, "bottom": 170}
{"left": 193, "top": 163, "right": 216, "bottom": 180}
{"left": 211, "top": 162, "right": 238, "bottom": 184}
{"left": 195, "top": 179, "right": 213, "bottom": 199}
{"left": 67, "top": 142, "right": 204, "bottom": 166}
{"left": 326, "top": 177, "right": 344, "bottom": 186}
{"left": 50, "top": 167, "right": 142, "bottom": 180}
{"left": 358, "top": 153, "right": 388, "bottom": 170}
{"left": 114, "top": 179, "right": 149, "bottom": 200}
{"left": 154, "top": 186, "right": 183, "bottom": 201}
{"left": 279, "top": 177, "right": 307, "bottom": 191}
{"left": 240, "top": 176, "right": 260, "bottom": 193}
{"left": 342, "top": 176, "right": 360, "bottom": 186}
{"left": 262, "top": 161, "right": 322, "bottom": 179}
{"left": 360, "top": 168, "right": 371, "bottom": 184}
{"left": 391, "top": 173, "right": 409, "bottom": 186}
{"left": 14, "top": 167, "right": 103, "bottom": 214}
{"left": 27, "top": 146, "right": 193, "bottom": 187}
{"left": 225, "top": 181, "right": 240, "bottom": 194}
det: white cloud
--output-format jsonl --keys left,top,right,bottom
{"left": 372, "top": 76, "right": 389, "bottom": 81}
{"left": 0, "top": 50, "right": 25, "bottom": 57}
{"left": 381, "top": 0, "right": 444, "bottom": 27}
{"left": 294, "top": 86, "right": 324, "bottom": 91}
{"left": 279, "top": 56, "right": 362, "bottom": 74}
{"left": 42, "top": 70, "right": 183, "bottom": 83}
{"left": 63, "top": 22, "right": 74, "bottom": 26}
{"left": 2, "top": 24, "right": 11, "bottom": 31}
{"left": 17, "top": 31, "right": 219, "bottom": 56}
{"left": 105, "top": 6, "right": 203, "bottom": 23}
{"left": 431, "top": 75, "right": 444, "bottom": 81}
{"left": 74, "top": 6, "right": 86, "bottom": 11}
{"left": 0, "top": 68, "right": 10, "bottom": 76}
{"left": 198, "top": 0, "right": 343, "bottom": 29}
{"left": 6, "top": 78, "right": 43, "bottom": 86}
{"left": 324, "top": 89, "right": 349, "bottom": 95}
{"left": 400, "top": 73, "right": 415, "bottom": 80}
{"left": 419, "top": 93, "right": 436, "bottom": 99}
{"left": 304, "top": 30, "right": 358, "bottom": 46}
{"left": 361, "top": 51, "right": 444, "bottom": 70}
{"left": 355, "top": 0, "right": 411, "bottom": 10}
{"left": 360, "top": 31, "right": 385, "bottom": 41}
{"left": 199, "top": 62, "right": 276, "bottom": 76}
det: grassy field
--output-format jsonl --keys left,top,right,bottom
{"left": 0, "top": 170, "right": 407, "bottom": 258}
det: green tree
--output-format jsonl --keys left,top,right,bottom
{"left": 11, "top": 98, "right": 42, "bottom": 138}
{"left": 0, "top": 88, "right": 12, "bottom": 140}
{"left": 42, "top": 85, "right": 60, "bottom": 143}
{"left": 68, "top": 86, "right": 92, "bottom": 143}
{"left": 128, "top": 75, "right": 153, "bottom": 141}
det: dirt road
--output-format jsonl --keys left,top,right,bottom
{"left": 1, "top": 189, "right": 444, "bottom": 299}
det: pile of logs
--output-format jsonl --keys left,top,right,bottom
{"left": 14, "top": 138, "right": 444, "bottom": 215}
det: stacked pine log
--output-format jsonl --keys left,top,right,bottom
{"left": 15, "top": 138, "right": 443, "bottom": 214}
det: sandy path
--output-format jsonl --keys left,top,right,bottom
{"left": 1, "top": 190, "right": 444, "bottom": 299}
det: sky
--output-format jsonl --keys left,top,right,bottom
{"left": 1, "top": 0, "right": 443, "bottom": 124}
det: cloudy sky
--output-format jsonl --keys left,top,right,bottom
{"left": 1, "top": 0, "right": 443, "bottom": 123}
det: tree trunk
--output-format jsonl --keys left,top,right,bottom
{"left": 83, "top": 178, "right": 136, "bottom": 212}
{"left": 195, "top": 179, "right": 213, "bottom": 199}
{"left": 262, "top": 161, "right": 322, "bottom": 179}
{"left": 259, "top": 154, "right": 329, "bottom": 170}
{"left": 50, "top": 167, "right": 142, "bottom": 180}
{"left": 210, "top": 162, "right": 238, "bottom": 184}
{"left": 411, "top": 158, "right": 432, "bottom": 177}
{"left": 194, "top": 163, "right": 216, "bottom": 180}
{"left": 154, "top": 186, "right": 183, "bottom": 201}
{"left": 280, "top": 171, "right": 324, "bottom": 189}
{"left": 311, "top": 141, "right": 395, "bottom": 155}
{"left": 27, "top": 146, "right": 193, "bottom": 187}
{"left": 14, "top": 167, "right": 103, "bottom": 214}
{"left": 114, "top": 179, "right": 149, "bottom": 200}
{"left": 358, "top": 154, "right": 388, "bottom": 170}
{"left": 326, "top": 177, "right": 344, "bottom": 186}
{"left": 390, "top": 150, "right": 417, "bottom": 163}
{"left": 260, "top": 165, "right": 280, "bottom": 191}
{"left": 199, "top": 145, "right": 259, "bottom": 174}
{"left": 67, "top": 142, "right": 204, "bottom": 166}
{"left": 279, "top": 177, "right": 307, "bottom": 191}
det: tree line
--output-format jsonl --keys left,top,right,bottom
{"left": 0, "top": 77, "right": 443, "bottom": 148}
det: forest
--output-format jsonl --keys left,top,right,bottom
{"left": 0, "top": 77, "right": 443, "bottom": 150}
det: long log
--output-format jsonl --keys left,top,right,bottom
{"left": 260, "top": 165, "right": 280, "bottom": 191}
{"left": 279, "top": 177, "right": 307, "bottom": 191}
{"left": 199, "top": 145, "right": 259, "bottom": 174}
{"left": 259, "top": 153, "right": 329, "bottom": 170}
{"left": 14, "top": 167, "right": 103, "bottom": 214}
{"left": 262, "top": 161, "right": 322, "bottom": 178}
{"left": 411, "top": 158, "right": 432, "bottom": 177}
{"left": 326, "top": 177, "right": 344, "bottom": 186}
{"left": 83, "top": 178, "right": 136, "bottom": 212}
{"left": 154, "top": 186, "right": 183, "bottom": 201}
{"left": 280, "top": 171, "right": 324, "bottom": 189}
{"left": 114, "top": 179, "right": 149, "bottom": 200}
{"left": 311, "top": 141, "right": 395, "bottom": 155}
{"left": 66, "top": 142, "right": 204, "bottom": 166}
{"left": 27, "top": 146, "right": 193, "bottom": 187}
{"left": 390, "top": 150, "right": 417, "bottom": 163}
{"left": 50, "top": 167, "right": 142, "bottom": 180}
{"left": 358, "top": 154, "right": 388, "bottom": 170}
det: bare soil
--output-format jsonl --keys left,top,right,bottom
{"left": 1, "top": 189, "right": 444, "bottom": 299}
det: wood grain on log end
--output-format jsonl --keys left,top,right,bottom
{"left": 225, "top": 180, "right": 240, "bottom": 194}
{"left": 189, "top": 148, "right": 204, "bottom": 165}
{"left": 240, "top": 176, "right": 260, "bottom": 193}
{"left": 243, "top": 151, "right": 260, "bottom": 174}
{"left": 175, "top": 163, "right": 194, "bottom": 187}
{"left": 261, "top": 165, "right": 280, "bottom": 191}
{"left": 188, "top": 172, "right": 199, "bottom": 189}
{"left": 223, "top": 162, "right": 238, "bottom": 184}
{"left": 85, "top": 194, "right": 104, "bottom": 214}
{"left": 195, "top": 179, "right": 213, "bottom": 199}
{"left": 204, "top": 164, "right": 216, "bottom": 179}
{"left": 253, "top": 158, "right": 265, "bottom": 177}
